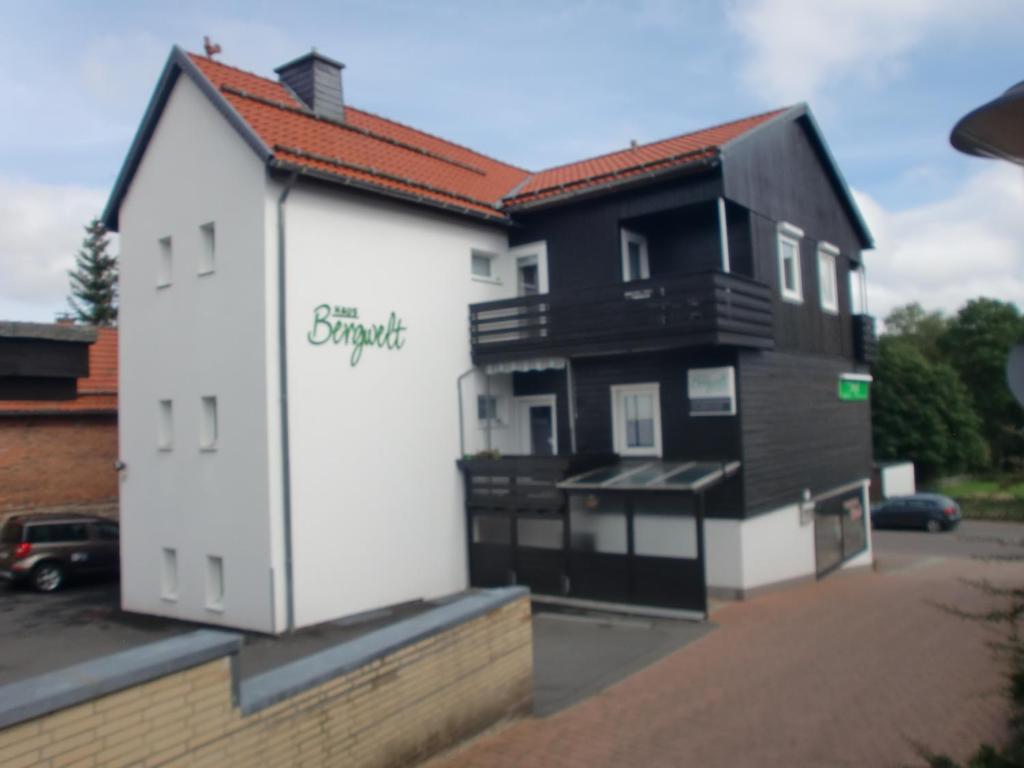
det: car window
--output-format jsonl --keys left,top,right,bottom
{"left": 95, "top": 522, "right": 119, "bottom": 541}
{"left": 0, "top": 522, "right": 22, "bottom": 543}
{"left": 26, "top": 523, "right": 90, "bottom": 543}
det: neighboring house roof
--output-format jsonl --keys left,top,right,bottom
{"left": 0, "top": 327, "right": 118, "bottom": 416}
{"left": 101, "top": 46, "right": 871, "bottom": 247}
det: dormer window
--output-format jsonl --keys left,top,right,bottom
{"left": 620, "top": 229, "right": 649, "bottom": 282}
{"left": 777, "top": 222, "right": 803, "bottom": 303}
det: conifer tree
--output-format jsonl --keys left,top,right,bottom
{"left": 67, "top": 217, "right": 117, "bottom": 326}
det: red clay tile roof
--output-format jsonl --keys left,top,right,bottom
{"left": 0, "top": 327, "right": 117, "bottom": 415}
{"left": 185, "top": 53, "right": 787, "bottom": 216}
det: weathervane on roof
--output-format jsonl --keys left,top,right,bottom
{"left": 203, "top": 36, "right": 222, "bottom": 59}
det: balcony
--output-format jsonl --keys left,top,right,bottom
{"left": 469, "top": 271, "right": 774, "bottom": 364}
{"left": 852, "top": 314, "right": 877, "bottom": 365}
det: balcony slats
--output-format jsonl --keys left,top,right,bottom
{"left": 469, "top": 271, "right": 774, "bottom": 362}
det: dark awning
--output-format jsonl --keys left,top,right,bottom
{"left": 951, "top": 80, "right": 1024, "bottom": 165}
{"left": 557, "top": 460, "right": 740, "bottom": 493}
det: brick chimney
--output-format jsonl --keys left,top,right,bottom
{"left": 275, "top": 49, "right": 345, "bottom": 121}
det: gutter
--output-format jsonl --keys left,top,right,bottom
{"left": 277, "top": 171, "right": 299, "bottom": 632}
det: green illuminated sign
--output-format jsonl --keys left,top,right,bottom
{"left": 838, "top": 376, "right": 870, "bottom": 401}
{"left": 307, "top": 304, "right": 407, "bottom": 367}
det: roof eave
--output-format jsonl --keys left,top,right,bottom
{"left": 101, "top": 47, "right": 274, "bottom": 232}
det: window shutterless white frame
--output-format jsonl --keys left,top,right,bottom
{"left": 849, "top": 264, "right": 866, "bottom": 315}
{"left": 817, "top": 242, "right": 839, "bottom": 314}
{"left": 161, "top": 547, "right": 178, "bottom": 601}
{"left": 206, "top": 555, "right": 224, "bottom": 611}
{"left": 470, "top": 249, "right": 500, "bottom": 283}
{"left": 610, "top": 383, "right": 662, "bottom": 457}
{"left": 620, "top": 229, "right": 650, "bottom": 282}
{"left": 157, "top": 236, "right": 172, "bottom": 288}
{"left": 509, "top": 241, "right": 549, "bottom": 294}
{"left": 777, "top": 222, "right": 803, "bottom": 303}
{"left": 157, "top": 399, "right": 173, "bottom": 450}
{"left": 199, "top": 222, "right": 215, "bottom": 275}
{"left": 200, "top": 396, "right": 218, "bottom": 450}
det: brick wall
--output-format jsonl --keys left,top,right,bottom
{"left": 0, "top": 595, "right": 532, "bottom": 768}
{"left": 0, "top": 415, "right": 118, "bottom": 515}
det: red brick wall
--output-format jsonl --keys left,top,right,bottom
{"left": 0, "top": 415, "right": 118, "bottom": 515}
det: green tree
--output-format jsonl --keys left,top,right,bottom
{"left": 67, "top": 217, "right": 117, "bottom": 326}
{"left": 872, "top": 336, "right": 987, "bottom": 479}
{"left": 941, "top": 299, "right": 1024, "bottom": 469}
{"left": 883, "top": 302, "right": 948, "bottom": 361}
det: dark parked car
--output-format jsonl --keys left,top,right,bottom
{"left": 0, "top": 514, "right": 119, "bottom": 592}
{"left": 871, "top": 494, "right": 962, "bottom": 533}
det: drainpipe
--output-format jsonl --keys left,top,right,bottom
{"left": 565, "top": 359, "right": 578, "bottom": 454}
{"left": 484, "top": 372, "right": 493, "bottom": 451}
{"left": 717, "top": 197, "right": 731, "bottom": 274}
{"left": 277, "top": 171, "right": 299, "bottom": 632}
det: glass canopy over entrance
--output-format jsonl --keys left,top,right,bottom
{"left": 558, "top": 460, "right": 741, "bottom": 494}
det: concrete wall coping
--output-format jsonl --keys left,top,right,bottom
{"left": 239, "top": 587, "right": 528, "bottom": 715}
{"left": 0, "top": 629, "right": 242, "bottom": 730}
{"left": 0, "top": 321, "right": 98, "bottom": 343}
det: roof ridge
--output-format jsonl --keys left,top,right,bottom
{"left": 186, "top": 52, "right": 296, "bottom": 98}
{"left": 345, "top": 105, "right": 531, "bottom": 175}
{"left": 530, "top": 106, "right": 790, "bottom": 177}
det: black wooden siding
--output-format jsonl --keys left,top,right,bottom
{"left": 738, "top": 350, "right": 872, "bottom": 514}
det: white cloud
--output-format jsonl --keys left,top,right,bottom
{"left": 856, "top": 163, "right": 1024, "bottom": 321}
{"left": 727, "top": 0, "right": 1013, "bottom": 104}
{"left": 0, "top": 178, "right": 111, "bottom": 322}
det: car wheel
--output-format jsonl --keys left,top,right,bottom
{"left": 32, "top": 562, "right": 64, "bottom": 592}
{"left": 925, "top": 519, "right": 942, "bottom": 534}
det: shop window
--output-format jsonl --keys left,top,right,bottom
{"left": 200, "top": 396, "right": 218, "bottom": 450}
{"left": 162, "top": 548, "right": 178, "bottom": 600}
{"left": 620, "top": 228, "right": 650, "bottom": 282}
{"left": 818, "top": 242, "right": 839, "bottom": 314}
{"left": 199, "top": 222, "right": 216, "bottom": 275}
{"left": 610, "top": 383, "right": 662, "bottom": 457}
{"left": 157, "top": 236, "right": 173, "bottom": 288}
{"left": 777, "top": 222, "right": 803, "bottom": 303}
{"left": 158, "top": 399, "right": 173, "bottom": 450}
{"left": 206, "top": 555, "right": 224, "bottom": 611}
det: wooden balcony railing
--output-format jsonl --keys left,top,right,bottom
{"left": 853, "top": 314, "right": 878, "bottom": 364}
{"left": 469, "top": 271, "right": 774, "bottom": 363}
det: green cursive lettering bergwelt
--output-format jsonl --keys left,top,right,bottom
{"left": 307, "top": 303, "right": 407, "bottom": 366}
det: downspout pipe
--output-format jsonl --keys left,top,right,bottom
{"left": 277, "top": 171, "right": 299, "bottom": 632}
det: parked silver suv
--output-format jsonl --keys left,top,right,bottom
{"left": 0, "top": 514, "right": 119, "bottom": 592}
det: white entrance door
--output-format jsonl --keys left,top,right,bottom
{"left": 514, "top": 395, "right": 558, "bottom": 456}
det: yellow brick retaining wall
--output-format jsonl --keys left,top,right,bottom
{"left": 0, "top": 591, "right": 532, "bottom": 768}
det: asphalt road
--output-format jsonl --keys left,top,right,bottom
{"left": 872, "top": 519, "right": 1024, "bottom": 564}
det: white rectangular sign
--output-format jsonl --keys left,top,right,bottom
{"left": 688, "top": 366, "right": 736, "bottom": 416}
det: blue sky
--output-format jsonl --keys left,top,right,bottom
{"left": 1, "top": 0, "right": 1022, "bottom": 321}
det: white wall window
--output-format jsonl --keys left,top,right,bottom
{"left": 206, "top": 555, "right": 224, "bottom": 611}
{"left": 157, "top": 236, "right": 173, "bottom": 288}
{"left": 611, "top": 383, "right": 662, "bottom": 457}
{"left": 200, "top": 396, "right": 218, "bottom": 450}
{"left": 777, "top": 222, "right": 803, "bottom": 303}
{"left": 620, "top": 229, "right": 650, "bottom": 282}
{"left": 157, "top": 399, "right": 173, "bottom": 450}
{"left": 817, "top": 242, "right": 839, "bottom": 314}
{"left": 199, "top": 222, "right": 216, "bottom": 275}
{"left": 161, "top": 547, "right": 178, "bottom": 600}
{"left": 470, "top": 249, "right": 499, "bottom": 282}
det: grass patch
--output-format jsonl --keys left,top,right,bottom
{"left": 928, "top": 475, "right": 1024, "bottom": 522}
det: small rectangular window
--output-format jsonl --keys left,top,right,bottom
{"left": 477, "top": 394, "right": 499, "bottom": 423}
{"left": 471, "top": 250, "right": 497, "bottom": 281}
{"left": 849, "top": 265, "right": 866, "bottom": 315}
{"left": 200, "top": 396, "right": 218, "bottom": 450}
{"left": 157, "top": 236, "right": 172, "bottom": 288}
{"left": 620, "top": 229, "right": 650, "bottom": 282}
{"left": 199, "top": 222, "right": 215, "bottom": 275}
{"left": 161, "top": 548, "right": 178, "bottom": 600}
{"left": 158, "top": 399, "right": 173, "bottom": 450}
{"left": 777, "top": 222, "right": 803, "bottom": 303}
{"left": 206, "top": 555, "right": 224, "bottom": 611}
{"left": 611, "top": 383, "right": 662, "bottom": 457}
{"left": 818, "top": 243, "right": 839, "bottom": 314}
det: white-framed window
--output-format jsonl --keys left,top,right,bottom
{"left": 777, "top": 222, "right": 803, "bottom": 303}
{"left": 620, "top": 229, "right": 650, "bottom": 282}
{"left": 157, "top": 399, "right": 173, "bottom": 450}
{"left": 611, "top": 383, "right": 662, "bottom": 457}
{"left": 471, "top": 249, "right": 500, "bottom": 283}
{"left": 199, "top": 222, "right": 216, "bottom": 275}
{"left": 509, "top": 241, "right": 549, "bottom": 295}
{"left": 817, "top": 242, "right": 839, "bottom": 314}
{"left": 157, "top": 236, "right": 173, "bottom": 288}
{"left": 200, "top": 396, "right": 218, "bottom": 450}
{"left": 849, "top": 264, "right": 867, "bottom": 315}
{"left": 161, "top": 547, "right": 178, "bottom": 601}
{"left": 206, "top": 555, "right": 225, "bottom": 611}
{"left": 477, "top": 394, "right": 503, "bottom": 425}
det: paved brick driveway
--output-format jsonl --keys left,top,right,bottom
{"left": 430, "top": 557, "right": 1023, "bottom": 768}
